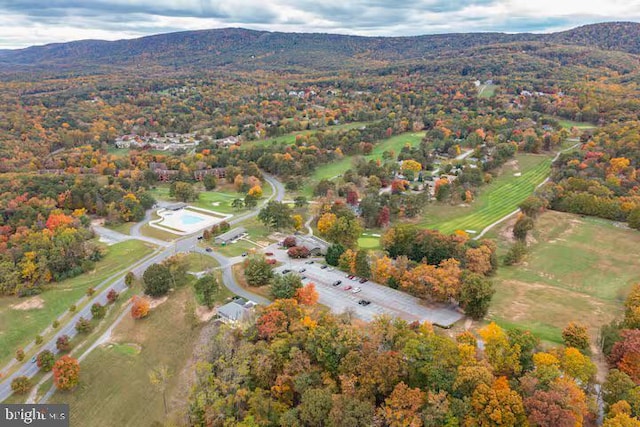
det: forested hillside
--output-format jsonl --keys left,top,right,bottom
{"left": 1, "top": 22, "right": 639, "bottom": 72}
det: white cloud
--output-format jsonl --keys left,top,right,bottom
{"left": 0, "top": 0, "right": 639, "bottom": 49}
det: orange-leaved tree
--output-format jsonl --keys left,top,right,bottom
{"left": 53, "top": 355, "right": 80, "bottom": 391}
{"left": 131, "top": 296, "right": 150, "bottom": 319}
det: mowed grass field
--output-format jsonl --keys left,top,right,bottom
{"left": 478, "top": 84, "right": 498, "bottom": 98}
{"left": 150, "top": 183, "right": 273, "bottom": 215}
{"left": 49, "top": 286, "right": 202, "bottom": 426}
{"left": 0, "top": 240, "right": 155, "bottom": 367}
{"left": 419, "top": 154, "right": 551, "bottom": 234}
{"left": 488, "top": 211, "right": 640, "bottom": 344}
{"left": 301, "top": 132, "right": 426, "bottom": 197}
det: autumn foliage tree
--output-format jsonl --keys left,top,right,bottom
{"left": 610, "top": 330, "right": 640, "bottom": 383}
{"left": 470, "top": 376, "right": 527, "bottom": 427}
{"left": 53, "top": 355, "right": 80, "bottom": 391}
{"left": 379, "top": 382, "right": 426, "bottom": 426}
{"left": 562, "top": 322, "right": 590, "bottom": 351}
{"left": 294, "top": 283, "right": 319, "bottom": 306}
{"left": 131, "top": 296, "right": 150, "bottom": 319}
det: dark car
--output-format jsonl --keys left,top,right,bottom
{"left": 282, "top": 269, "right": 291, "bottom": 274}
{"left": 332, "top": 280, "right": 342, "bottom": 286}
{"left": 298, "top": 268, "right": 306, "bottom": 273}
{"left": 305, "top": 260, "right": 314, "bottom": 264}
{"left": 241, "top": 252, "right": 248, "bottom": 257}
{"left": 358, "top": 300, "right": 371, "bottom": 306}
{"left": 197, "top": 236, "right": 203, "bottom": 240}
{"left": 359, "top": 278, "right": 368, "bottom": 284}
{"left": 205, "top": 247, "right": 213, "bottom": 252}
{"left": 320, "top": 265, "right": 328, "bottom": 269}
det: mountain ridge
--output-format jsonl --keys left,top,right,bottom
{"left": 1, "top": 21, "right": 638, "bottom": 71}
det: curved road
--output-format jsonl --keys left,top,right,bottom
{"left": 0, "top": 173, "right": 283, "bottom": 402}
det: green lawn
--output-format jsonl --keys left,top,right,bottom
{"left": 206, "top": 217, "right": 275, "bottom": 257}
{"left": 357, "top": 236, "right": 382, "bottom": 250}
{"left": 105, "top": 222, "right": 133, "bottom": 235}
{"left": 0, "top": 240, "right": 155, "bottom": 367}
{"left": 301, "top": 132, "right": 426, "bottom": 197}
{"left": 550, "top": 117, "right": 596, "bottom": 130}
{"left": 183, "top": 253, "right": 220, "bottom": 272}
{"left": 490, "top": 211, "right": 640, "bottom": 344}
{"left": 150, "top": 182, "right": 272, "bottom": 215}
{"left": 49, "top": 286, "right": 202, "bottom": 426}
{"left": 418, "top": 154, "right": 551, "bottom": 234}
{"left": 478, "top": 84, "right": 498, "bottom": 98}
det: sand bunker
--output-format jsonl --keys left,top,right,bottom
{"left": 11, "top": 296, "right": 45, "bottom": 310}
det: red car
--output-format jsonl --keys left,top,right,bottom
{"left": 265, "top": 252, "right": 274, "bottom": 256}
{"left": 343, "top": 285, "right": 353, "bottom": 291}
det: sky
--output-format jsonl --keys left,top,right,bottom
{"left": 0, "top": 0, "right": 639, "bottom": 49}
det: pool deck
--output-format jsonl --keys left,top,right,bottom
{"left": 149, "top": 206, "right": 232, "bottom": 235}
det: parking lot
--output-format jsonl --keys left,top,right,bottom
{"left": 271, "top": 250, "right": 464, "bottom": 327}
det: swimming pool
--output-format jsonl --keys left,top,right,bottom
{"left": 181, "top": 214, "right": 205, "bottom": 225}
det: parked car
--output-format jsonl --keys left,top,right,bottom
{"left": 359, "top": 278, "right": 368, "bottom": 284}
{"left": 358, "top": 300, "right": 371, "bottom": 306}
{"left": 281, "top": 269, "right": 291, "bottom": 274}
{"left": 352, "top": 287, "right": 362, "bottom": 293}
{"left": 332, "top": 280, "right": 342, "bottom": 286}
{"left": 197, "top": 236, "right": 203, "bottom": 240}
{"left": 301, "top": 276, "right": 307, "bottom": 280}
{"left": 343, "top": 285, "right": 353, "bottom": 291}
{"left": 265, "top": 252, "right": 274, "bottom": 256}
{"left": 298, "top": 268, "right": 306, "bottom": 273}
{"left": 241, "top": 252, "right": 248, "bottom": 257}
{"left": 305, "top": 260, "right": 314, "bottom": 264}
{"left": 205, "top": 247, "right": 213, "bottom": 252}
{"left": 320, "top": 264, "right": 328, "bottom": 269}
{"left": 30, "top": 356, "right": 37, "bottom": 364}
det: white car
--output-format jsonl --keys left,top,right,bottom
{"left": 352, "top": 287, "right": 362, "bottom": 293}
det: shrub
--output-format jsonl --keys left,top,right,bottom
{"left": 37, "top": 350, "right": 55, "bottom": 372}
{"left": 15, "top": 349, "right": 25, "bottom": 362}
{"left": 35, "top": 335, "right": 43, "bottom": 345}
{"left": 75, "top": 317, "right": 93, "bottom": 334}
{"left": 283, "top": 236, "right": 297, "bottom": 248}
{"left": 69, "top": 304, "right": 76, "bottom": 313}
{"left": 86, "top": 287, "right": 95, "bottom": 297}
{"left": 91, "top": 302, "right": 106, "bottom": 319}
{"left": 11, "top": 376, "right": 32, "bottom": 394}
{"left": 503, "top": 241, "right": 527, "bottom": 266}
{"left": 124, "top": 272, "right": 135, "bottom": 287}
{"left": 52, "top": 320, "right": 60, "bottom": 328}
{"left": 287, "top": 246, "right": 310, "bottom": 259}
{"left": 107, "top": 289, "right": 119, "bottom": 304}
{"left": 56, "top": 335, "right": 71, "bottom": 352}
